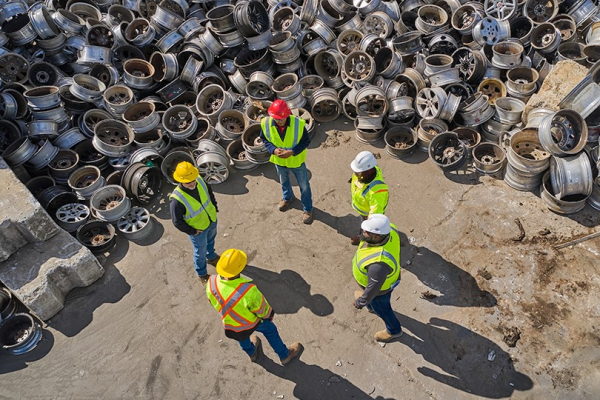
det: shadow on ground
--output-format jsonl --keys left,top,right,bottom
{"left": 243, "top": 265, "right": 333, "bottom": 317}
{"left": 397, "top": 315, "right": 533, "bottom": 398}
{"left": 259, "top": 353, "right": 394, "bottom": 400}
{"left": 398, "top": 231, "right": 496, "bottom": 307}
{"left": 313, "top": 208, "right": 362, "bottom": 238}
{"left": 49, "top": 238, "right": 131, "bottom": 337}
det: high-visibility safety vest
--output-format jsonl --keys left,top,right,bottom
{"left": 261, "top": 116, "right": 307, "bottom": 168}
{"left": 169, "top": 177, "right": 217, "bottom": 231}
{"left": 351, "top": 166, "right": 389, "bottom": 217}
{"left": 352, "top": 225, "right": 401, "bottom": 291}
{"left": 206, "top": 275, "right": 272, "bottom": 333}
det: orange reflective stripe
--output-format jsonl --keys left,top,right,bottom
{"left": 374, "top": 189, "right": 388, "bottom": 194}
{"left": 219, "top": 284, "right": 253, "bottom": 317}
{"left": 252, "top": 297, "right": 268, "bottom": 315}
{"left": 209, "top": 276, "right": 225, "bottom": 308}
{"left": 229, "top": 309, "right": 255, "bottom": 325}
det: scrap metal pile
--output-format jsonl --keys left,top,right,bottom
{"left": 0, "top": 0, "right": 599, "bottom": 256}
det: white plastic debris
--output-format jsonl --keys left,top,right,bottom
{"left": 488, "top": 350, "right": 496, "bottom": 361}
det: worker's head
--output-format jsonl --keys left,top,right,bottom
{"left": 268, "top": 99, "right": 291, "bottom": 126}
{"left": 351, "top": 151, "right": 377, "bottom": 182}
{"left": 361, "top": 214, "right": 391, "bottom": 244}
{"left": 173, "top": 161, "right": 199, "bottom": 188}
{"left": 216, "top": 249, "right": 248, "bottom": 279}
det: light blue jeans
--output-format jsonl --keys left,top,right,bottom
{"left": 275, "top": 163, "right": 313, "bottom": 212}
{"left": 239, "top": 319, "right": 289, "bottom": 360}
{"left": 188, "top": 221, "right": 218, "bottom": 276}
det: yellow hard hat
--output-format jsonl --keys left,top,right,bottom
{"left": 216, "top": 249, "right": 248, "bottom": 278}
{"left": 173, "top": 161, "right": 199, "bottom": 183}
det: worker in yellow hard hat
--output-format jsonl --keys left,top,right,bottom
{"left": 207, "top": 249, "right": 302, "bottom": 364}
{"left": 170, "top": 161, "right": 219, "bottom": 286}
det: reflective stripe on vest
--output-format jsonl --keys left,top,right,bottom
{"left": 261, "top": 116, "right": 307, "bottom": 168}
{"left": 351, "top": 167, "right": 388, "bottom": 216}
{"left": 170, "top": 179, "right": 212, "bottom": 220}
{"left": 352, "top": 226, "right": 401, "bottom": 291}
{"left": 209, "top": 276, "right": 259, "bottom": 332}
{"left": 169, "top": 177, "right": 217, "bottom": 230}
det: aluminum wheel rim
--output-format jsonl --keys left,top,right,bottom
{"left": 117, "top": 206, "right": 154, "bottom": 240}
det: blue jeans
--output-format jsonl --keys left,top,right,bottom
{"left": 365, "top": 291, "right": 402, "bottom": 335}
{"left": 275, "top": 163, "right": 313, "bottom": 212}
{"left": 188, "top": 221, "right": 218, "bottom": 276}
{"left": 239, "top": 319, "right": 289, "bottom": 360}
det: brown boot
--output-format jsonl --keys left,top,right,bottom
{"left": 207, "top": 255, "right": 220, "bottom": 266}
{"left": 249, "top": 335, "right": 261, "bottom": 362}
{"left": 199, "top": 274, "right": 210, "bottom": 286}
{"left": 281, "top": 342, "right": 302, "bottom": 365}
{"left": 374, "top": 329, "right": 403, "bottom": 343}
{"left": 302, "top": 210, "right": 313, "bottom": 224}
{"left": 278, "top": 197, "right": 295, "bottom": 211}
{"left": 350, "top": 235, "right": 361, "bottom": 246}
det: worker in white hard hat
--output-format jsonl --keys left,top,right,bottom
{"left": 352, "top": 214, "right": 403, "bottom": 343}
{"left": 350, "top": 151, "right": 389, "bottom": 245}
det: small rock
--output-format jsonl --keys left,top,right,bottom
{"left": 410, "top": 228, "right": 414, "bottom": 232}
{"left": 223, "top": 233, "right": 229, "bottom": 237}
{"left": 335, "top": 360, "right": 342, "bottom": 367}
{"left": 488, "top": 350, "right": 496, "bottom": 361}
{"left": 406, "top": 260, "right": 412, "bottom": 265}
{"left": 379, "top": 342, "right": 386, "bottom": 348}
{"left": 273, "top": 391, "right": 277, "bottom": 395}
{"left": 409, "top": 237, "right": 416, "bottom": 243}
{"left": 510, "top": 383, "right": 515, "bottom": 387}
{"left": 218, "top": 340, "right": 223, "bottom": 343}
{"left": 329, "top": 376, "right": 341, "bottom": 383}
{"left": 277, "top": 396, "right": 284, "bottom": 399}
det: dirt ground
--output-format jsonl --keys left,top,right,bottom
{"left": 1, "top": 118, "right": 600, "bottom": 400}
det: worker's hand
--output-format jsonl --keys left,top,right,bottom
{"left": 274, "top": 148, "right": 284, "bottom": 156}
{"left": 279, "top": 150, "right": 294, "bottom": 159}
{"left": 353, "top": 300, "right": 363, "bottom": 309}
{"left": 194, "top": 229, "right": 203, "bottom": 235}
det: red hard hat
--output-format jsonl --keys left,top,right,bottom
{"left": 268, "top": 99, "right": 291, "bottom": 119}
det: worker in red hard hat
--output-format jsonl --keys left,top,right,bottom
{"left": 260, "top": 99, "right": 314, "bottom": 224}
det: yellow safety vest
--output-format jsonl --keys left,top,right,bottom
{"left": 206, "top": 275, "right": 272, "bottom": 333}
{"left": 261, "top": 116, "right": 307, "bottom": 168}
{"left": 351, "top": 166, "right": 389, "bottom": 217}
{"left": 169, "top": 177, "right": 217, "bottom": 230}
{"left": 352, "top": 225, "right": 401, "bottom": 291}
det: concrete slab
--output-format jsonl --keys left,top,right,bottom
{"left": 0, "top": 229, "right": 104, "bottom": 320}
{"left": 524, "top": 60, "right": 589, "bottom": 123}
{"left": 0, "top": 157, "right": 60, "bottom": 262}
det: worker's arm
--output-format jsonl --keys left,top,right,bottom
{"left": 354, "top": 262, "right": 389, "bottom": 308}
{"left": 290, "top": 127, "right": 311, "bottom": 155}
{"left": 206, "top": 184, "right": 219, "bottom": 212}
{"left": 368, "top": 188, "right": 389, "bottom": 215}
{"left": 259, "top": 128, "right": 277, "bottom": 154}
{"left": 248, "top": 286, "right": 274, "bottom": 320}
{"left": 169, "top": 199, "right": 197, "bottom": 235}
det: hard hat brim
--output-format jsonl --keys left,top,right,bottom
{"left": 216, "top": 263, "right": 246, "bottom": 278}
{"left": 173, "top": 168, "right": 199, "bottom": 183}
{"left": 350, "top": 159, "right": 366, "bottom": 173}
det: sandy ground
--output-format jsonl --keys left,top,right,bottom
{"left": 1, "top": 118, "right": 600, "bottom": 400}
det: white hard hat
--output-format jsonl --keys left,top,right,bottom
{"left": 361, "top": 214, "right": 391, "bottom": 235}
{"left": 350, "top": 151, "right": 377, "bottom": 173}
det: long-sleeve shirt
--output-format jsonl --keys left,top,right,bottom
{"left": 169, "top": 183, "right": 218, "bottom": 235}
{"left": 355, "top": 262, "right": 390, "bottom": 308}
{"left": 260, "top": 117, "right": 311, "bottom": 155}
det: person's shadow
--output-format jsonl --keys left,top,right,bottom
{"left": 243, "top": 265, "right": 333, "bottom": 316}
{"left": 397, "top": 315, "right": 533, "bottom": 398}
{"left": 259, "top": 355, "right": 394, "bottom": 400}
{"left": 311, "top": 208, "right": 363, "bottom": 238}
{"left": 398, "top": 231, "right": 497, "bottom": 307}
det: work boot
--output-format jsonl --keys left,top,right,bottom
{"left": 249, "top": 335, "right": 261, "bottom": 362}
{"left": 374, "top": 329, "right": 403, "bottom": 343}
{"left": 302, "top": 210, "right": 313, "bottom": 224}
{"left": 350, "top": 235, "right": 361, "bottom": 246}
{"left": 278, "top": 197, "right": 295, "bottom": 211}
{"left": 199, "top": 274, "right": 210, "bottom": 286}
{"left": 281, "top": 342, "right": 302, "bottom": 365}
{"left": 207, "top": 255, "right": 220, "bottom": 266}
